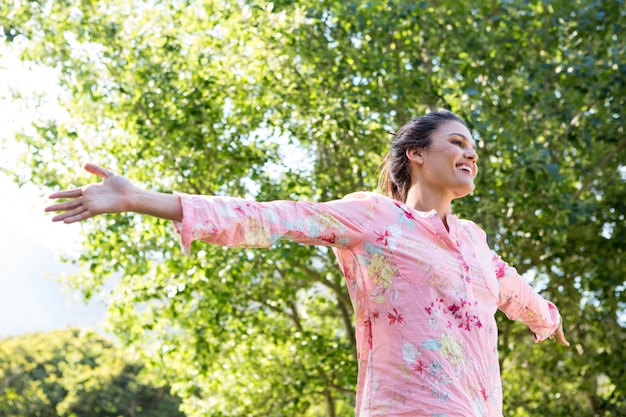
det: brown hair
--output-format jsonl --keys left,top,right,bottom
{"left": 378, "top": 110, "right": 466, "bottom": 202}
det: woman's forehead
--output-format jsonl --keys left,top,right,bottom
{"left": 435, "top": 121, "right": 474, "bottom": 141}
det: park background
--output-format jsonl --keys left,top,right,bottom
{"left": 1, "top": 0, "right": 625, "bottom": 416}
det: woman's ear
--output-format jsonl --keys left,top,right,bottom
{"left": 406, "top": 148, "right": 424, "bottom": 164}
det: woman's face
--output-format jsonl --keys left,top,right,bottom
{"left": 417, "top": 120, "right": 479, "bottom": 199}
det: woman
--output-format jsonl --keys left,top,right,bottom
{"left": 46, "top": 110, "right": 569, "bottom": 417}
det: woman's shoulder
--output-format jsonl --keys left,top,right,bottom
{"left": 321, "top": 191, "right": 402, "bottom": 218}
{"left": 341, "top": 190, "right": 378, "bottom": 200}
{"left": 341, "top": 191, "right": 396, "bottom": 204}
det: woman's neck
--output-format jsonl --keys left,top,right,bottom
{"left": 405, "top": 186, "right": 453, "bottom": 221}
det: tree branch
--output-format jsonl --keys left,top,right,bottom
{"left": 288, "top": 256, "right": 353, "bottom": 310}
{"left": 288, "top": 299, "right": 303, "bottom": 333}
{"left": 337, "top": 289, "right": 357, "bottom": 352}
{"left": 316, "top": 366, "right": 337, "bottom": 417}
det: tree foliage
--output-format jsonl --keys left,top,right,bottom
{"left": 2, "top": 0, "right": 625, "bottom": 416}
{"left": 0, "top": 329, "right": 184, "bottom": 417}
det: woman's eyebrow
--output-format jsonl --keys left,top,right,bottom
{"left": 448, "top": 133, "right": 477, "bottom": 150}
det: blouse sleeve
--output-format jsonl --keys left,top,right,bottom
{"left": 171, "top": 191, "right": 376, "bottom": 256}
{"left": 492, "top": 252, "right": 561, "bottom": 342}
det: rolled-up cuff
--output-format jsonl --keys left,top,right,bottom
{"left": 172, "top": 192, "right": 194, "bottom": 257}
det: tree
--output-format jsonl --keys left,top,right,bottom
{"left": 0, "top": 329, "right": 185, "bottom": 417}
{"left": 1, "top": 0, "right": 624, "bottom": 415}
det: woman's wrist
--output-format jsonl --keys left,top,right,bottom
{"left": 130, "top": 187, "right": 183, "bottom": 222}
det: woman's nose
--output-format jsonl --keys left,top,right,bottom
{"left": 465, "top": 148, "right": 479, "bottom": 161}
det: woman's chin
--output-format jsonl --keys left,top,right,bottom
{"left": 452, "top": 184, "right": 475, "bottom": 199}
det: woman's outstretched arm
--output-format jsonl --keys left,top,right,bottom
{"left": 45, "top": 163, "right": 183, "bottom": 223}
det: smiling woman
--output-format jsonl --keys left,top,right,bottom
{"left": 45, "top": 109, "right": 569, "bottom": 417}
{"left": 405, "top": 119, "right": 478, "bottom": 207}
{"left": 379, "top": 111, "right": 478, "bottom": 212}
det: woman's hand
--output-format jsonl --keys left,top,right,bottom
{"left": 551, "top": 323, "right": 570, "bottom": 347}
{"left": 45, "top": 163, "right": 136, "bottom": 224}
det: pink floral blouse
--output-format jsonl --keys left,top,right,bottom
{"left": 173, "top": 191, "right": 561, "bottom": 417}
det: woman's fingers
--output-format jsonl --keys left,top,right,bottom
{"left": 46, "top": 193, "right": 89, "bottom": 223}
{"left": 51, "top": 204, "right": 84, "bottom": 222}
{"left": 84, "top": 163, "right": 112, "bottom": 179}
{"left": 46, "top": 163, "right": 138, "bottom": 223}
{"left": 61, "top": 209, "right": 91, "bottom": 224}
{"left": 48, "top": 187, "right": 83, "bottom": 200}
{"left": 51, "top": 204, "right": 89, "bottom": 223}
{"left": 45, "top": 198, "right": 82, "bottom": 213}
{"left": 552, "top": 325, "right": 570, "bottom": 347}
{"left": 55, "top": 212, "right": 85, "bottom": 224}
{"left": 45, "top": 164, "right": 119, "bottom": 223}
{"left": 47, "top": 165, "right": 112, "bottom": 200}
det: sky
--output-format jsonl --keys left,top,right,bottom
{"left": 0, "top": 42, "right": 107, "bottom": 339}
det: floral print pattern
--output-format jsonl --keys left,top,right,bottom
{"left": 173, "top": 192, "right": 561, "bottom": 417}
